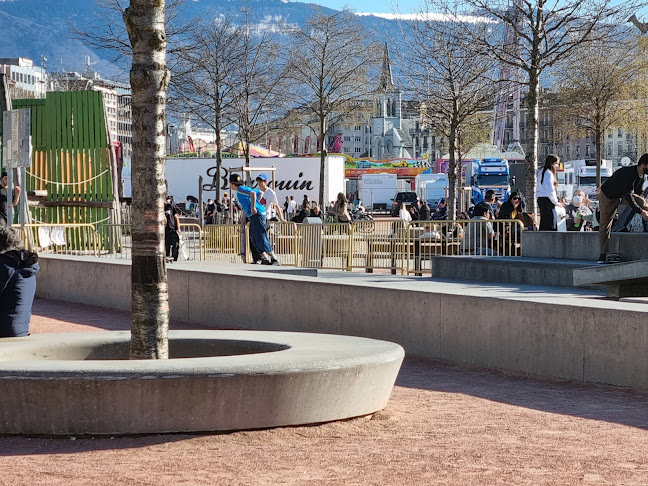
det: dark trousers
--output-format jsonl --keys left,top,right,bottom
{"left": 249, "top": 213, "right": 273, "bottom": 255}
{"left": 599, "top": 191, "right": 648, "bottom": 255}
{"left": 537, "top": 197, "right": 556, "bottom": 231}
{"left": 165, "top": 230, "right": 180, "bottom": 261}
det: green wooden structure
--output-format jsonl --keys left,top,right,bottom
{"left": 10, "top": 91, "right": 119, "bottom": 228}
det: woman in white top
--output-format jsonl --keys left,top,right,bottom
{"left": 536, "top": 154, "right": 562, "bottom": 230}
{"left": 399, "top": 204, "right": 412, "bottom": 224}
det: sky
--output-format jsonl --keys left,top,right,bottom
{"left": 309, "top": 0, "right": 422, "bottom": 15}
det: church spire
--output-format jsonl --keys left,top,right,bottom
{"left": 377, "top": 41, "right": 395, "bottom": 92}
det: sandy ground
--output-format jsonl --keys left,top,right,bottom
{"left": 1, "top": 299, "right": 647, "bottom": 485}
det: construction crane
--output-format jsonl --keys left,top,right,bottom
{"left": 492, "top": 0, "right": 524, "bottom": 156}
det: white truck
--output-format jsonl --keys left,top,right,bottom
{"left": 359, "top": 173, "right": 397, "bottom": 210}
{"left": 416, "top": 173, "right": 449, "bottom": 208}
{"left": 560, "top": 159, "right": 612, "bottom": 201}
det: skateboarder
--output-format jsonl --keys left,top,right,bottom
{"left": 598, "top": 153, "right": 648, "bottom": 263}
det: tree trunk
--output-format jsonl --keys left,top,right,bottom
{"left": 447, "top": 123, "right": 458, "bottom": 221}
{"left": 124, "top": 0, "right": 170, "bottom": 360}
{"left": 214, "top": 111, "right": 222, "bottom": 202}
{"left": 319, "top": 114, "right": 327, "bottom": 208}
{"left": 525, "top": 67, "right": 540, "bottom": 218}
{"left": 595, "top": 127, "right": 602, "bottom": 188}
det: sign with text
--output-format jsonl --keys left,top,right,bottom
{"left": 2, "top": 109, "right": 31, "bottom": 168}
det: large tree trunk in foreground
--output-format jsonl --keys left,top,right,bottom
{"left": 124, "top": 0, "right": 170, "bottom": 359}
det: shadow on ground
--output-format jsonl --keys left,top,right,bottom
{"left": 397, "top": 357, "right": 648, "bottom": 431}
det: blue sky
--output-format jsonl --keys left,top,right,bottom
{"left": 310, "top": 0, "right": 421, "bottom": 14}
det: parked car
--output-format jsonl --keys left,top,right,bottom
{"left": 390, "top": 191, "right": 419, "bottom": 216}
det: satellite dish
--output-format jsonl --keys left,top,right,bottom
{"left": 620, "top": 157, "right": 632, "bottom": 166}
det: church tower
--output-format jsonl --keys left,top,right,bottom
{"left": 372, "top": 42, "right": 404, "bottom": 159}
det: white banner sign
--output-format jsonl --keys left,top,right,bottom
{"left": 123, "top": 156, "right": 345, "bottom": 206}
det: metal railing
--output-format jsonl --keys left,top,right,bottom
{"left": 17, "top": 218, "right": 526, "bottom": 274}
{"left": 404, "top": 219, "right": 524, "bottom": 275}
{"left": 14, "top": 223, "right": 99, "bottom": 257}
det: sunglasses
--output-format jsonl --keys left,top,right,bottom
{"left": 512, "top": 197, "right": 520, "bottom": 201}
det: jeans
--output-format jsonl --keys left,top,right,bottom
{"left": 249, "top": 213, "right": 273, "bottom": 255}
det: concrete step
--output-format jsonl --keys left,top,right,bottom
{"left": 429, "top": 255, "right": 599, "bottom": 288}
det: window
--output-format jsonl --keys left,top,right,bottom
{"left": 608, "top": 132, "right": 612, "bottom": 138}
{"left": 543, "top": 146, "right": 549, "bottom": 157}
{"left": 354, "top": 125, "right": 361, "bottom": 131}
{"left": 354, "top": 147, "right": 361, "bottom": 153}
{"left": 618, "top": 128, "right": 623, "bottom": 137}
{"left": 585, "top": 145, "right": 590, "bottom": 156}
{"left": 343, "top": 136, "right": 351, "bottom": 142}
{"left": 608, "top": 143, "right": 612, "bottom": 155}
{"left": 618, "top": 142, "right": 623, "bottom": 155}
{"left": 355, "top": 136, "right": 361, "bottom": 142}
{"left": 543, "top": 129, "right": 548, "bottom": 142}
{"left": 576, "top": 146, "right": 580, "bottom": 156}
{"left": 566, "top": 145, "right": 571, "bottom": 157}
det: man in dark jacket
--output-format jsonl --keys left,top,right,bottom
{"left": 598, "top": 154, "right": 648, "bottom": 263}
{"left": 0, "top": 226, "right": 39, "bottom": 337}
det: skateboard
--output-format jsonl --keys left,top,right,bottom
{"left": 605, "top": 253, "right": 625, "bottom": 264}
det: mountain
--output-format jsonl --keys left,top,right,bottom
{"left": 0, "top": 0, "right": 401, "bottom": 80}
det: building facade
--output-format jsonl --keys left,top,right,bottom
{"left": 0, "top": 57, "right": 47, "bottom": 99}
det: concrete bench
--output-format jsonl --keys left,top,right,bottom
{"left": 573, "top": 259, "right": 648, "bottom": 299}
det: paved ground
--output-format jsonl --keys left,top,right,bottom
{"left": 1, "top": 298, "right": 648, "bottom": 485}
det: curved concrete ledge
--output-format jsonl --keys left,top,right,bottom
{"left": 0, "top": 331, "right": 404, "bottom": 435}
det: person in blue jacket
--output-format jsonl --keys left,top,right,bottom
{"left": 229, "top": 173, "right": 280, "bottom": 265}
{"left": 0, "top": 226, "right": 39, "bottom": 337}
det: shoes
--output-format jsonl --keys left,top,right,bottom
{"left": 261, "top": 258, "right": 272, "bottom": 265}
{"left": 271, "top": 258, "right": 281, "bottom": 266}
{"left": 597, "top": 254, "right": 606, "bottom": 264}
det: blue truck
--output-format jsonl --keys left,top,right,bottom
{"left": 468, "top": 158, "right": 511, "bottom": 205}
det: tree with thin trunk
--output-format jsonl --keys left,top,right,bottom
{"left": 170, "top": 16, "right": 243, "bottom": 201}
{"left": 552, "top": 32, "right": 648, "bottom": 186}
{"left": 284, "top": 8, "right": 381, "bottom": 207}
{"left": 230, "top": 6, "right": 288, "bottom": 168}
{"left": 397, "top": 6, "right": 496, "bottom": 220}
{"left": 458, "top": 0, "right": 639, "bottom": 216}
{"left": 124, "top": 0, "right": 170, "bottom": 359}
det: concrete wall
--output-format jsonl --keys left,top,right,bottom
{"left": 36, "top": 255, "right": 648, "bottom": 390}
{"left": 522, "top": 231, "right": 648, "bottom": 260}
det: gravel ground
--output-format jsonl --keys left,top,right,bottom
{"left": 0, "top": 298, "right": 647, "bottom": 486}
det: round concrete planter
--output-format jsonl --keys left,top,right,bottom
{"left": 0, "top": 330, "right": 404, "bottom": 435}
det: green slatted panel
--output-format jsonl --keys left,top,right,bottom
{"left": 13, "top": 91, "right": 116, "bottom": 230}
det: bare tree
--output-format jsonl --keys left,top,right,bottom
{"left": 552, "top": 32, "right": 648, "bottom": 186}
{"left": 230, "top": 7, "right": 288, "bottom": 168}
{"left": 170, "top": 15, "right": 244, "bottom": 200}
{"left": 124, "top": 0, "right": 170, "bottom": 359}
{"left": 459, "top": 0, "right": 639, "bottom": 215}
{"left": 397, "top": 7, "right": 497, "bottom": 220}
{"left": 73, "top": 0, "right": 194, "bottom": 75}
{"left": 284, "top": 8, "right": 381, "bottom": 206}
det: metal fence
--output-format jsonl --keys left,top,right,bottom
{"left": 14, "top": 218, "right": 525, "bottom": 273}
{"left": 15, "top": 223, "right": 99, "bottom": 256}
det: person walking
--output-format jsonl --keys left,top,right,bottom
{"left": 256, "top": 173, "right": 286, "bottom": 224}
{"left": 229, "top": 173, "right": 280, "bottom": 265}
{"left": 164, "top": 201, "right": 182, "bottom": 261}
{"left": 330, "top": 192, "right": 351, "bottom": 223}
{"left": 0, "top": 226, "right": 39, "bottom": 337}
{"left": 287, "top": 196, "right": 297, "bottom": 221}
{"left": 597, "top": 153, "right": 648, "bottom": 263}
{"left": 536, "top": 154, "right": 562, "bottom": 231}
